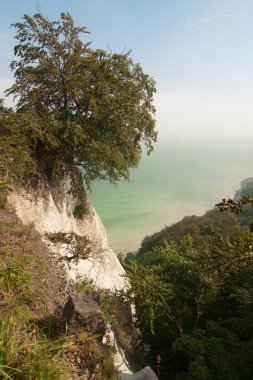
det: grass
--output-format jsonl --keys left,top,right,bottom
{"left": 0, "top": 180, "right": 8, "bottom": 208}
{"left": 0, "top": 192, "right": 7, "bottom": 208}
{"left": 0, "top": 207, "right": 73, "bottom": 379}
{"left": 101, "top": 348, "right": 120, "bottom": 380}
{"left": 0, "top": 314, "right": 72, "bottom": 379}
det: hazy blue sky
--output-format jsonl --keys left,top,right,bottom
{"left": 1, "top": 0, "right": 253, "bottom": 142}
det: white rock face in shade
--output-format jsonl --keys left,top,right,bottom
{"left": 8, "top": 178, "right": 126, "bottom": 291}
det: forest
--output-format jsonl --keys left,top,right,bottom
{"left": 122, "top": 201, "right": 253, "bottom": 379}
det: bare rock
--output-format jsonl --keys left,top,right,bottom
{"left": 119, "top": 366, "right": 158, "bottom": 380}
{"left": 63, "top": 291, "right": 106, "bottom": 336}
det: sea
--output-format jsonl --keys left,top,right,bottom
{"left": 88, "top": 136, "right": 253, "bottom": 254}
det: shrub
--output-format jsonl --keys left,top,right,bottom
{"left": 73, "top": 203, "right": 86, "bottom": 219}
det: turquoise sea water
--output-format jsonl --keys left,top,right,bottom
{"left": 88, "top": 137, "right": 253, "bottom": 254}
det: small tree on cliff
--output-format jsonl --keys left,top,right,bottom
{"left": 5, "top": 12, "right": 157, "bottom": 186}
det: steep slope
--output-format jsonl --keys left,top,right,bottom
{"left": 8, "top": 177, "right": 126, "bottom": 291}
{"left": 0, "top": 195, "right": 120, "bottom": 379}
{"left": 7, "top": 176, "right": 137, "bottom": 375}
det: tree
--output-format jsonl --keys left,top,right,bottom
{"left": 216, "top": 197, "right": 253, "bottom": 215}
{"left": 5, "top": 12, "right": 157, "bottom": 186}
{"left": 126, "top": 228, "right": 253, "bottom": 378}
{"left": 0, "top": 100, "right": 38, "bottom": 180}
{"left": 174, "top": 321, "right": 253, "bottom": 380}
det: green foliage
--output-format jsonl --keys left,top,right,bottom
{"left": 174, "top": 322, "right": 253, "bottom": 380}
{"left": 0, "top": 193, "right": 7, "bottom": 208}
{"left": 71, "top": 276, "right": 126, "bottom": 327}
{"left": 0, "top": 219, "right": 73, "bottom": 379}
{"left": 100, "top": 347, "right": 120, "bottom": 380}
{"left": 46, "top": 231, "right": 92, "bottom": 264}
{"left": 0, "top": 314, "right": 72, "bottom": 380}
{"left": 0, "top": 181, "right": 8, "bottom": 208}
{"left": 0, "top": 102, "right": 38, "bottom": 182}
{"left": 99, "top": 288, "right": 126, "bottom": 326}
{"left": 0, "top": 255, "right": 30, "bottom": 295}
{"left": 126, "top": 227, "right": 253, "bottom": 378}
{"left": 124, "top": 206, "right": 253, "bottom": 266}
{"left": 70, "top": 276, "right": 95, "bottom": 293}
{"left": 216, "top": 179, "right": 253, "bottom": 215}
{"left": 4, "top": 12, "right": 157, "bottom": 187}
{"left": 216, "top": 196, "right": 253, "bottom": 214}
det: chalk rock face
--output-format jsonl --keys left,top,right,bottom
{"left": 119, "top": 366, "right": 158, "bottom": 380}
{"left": 8, "top": 177, "right": 126, "bottom": 291}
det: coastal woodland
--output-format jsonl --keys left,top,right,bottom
{"left": 123, "top": 199, "right": 253, "bottom": 379}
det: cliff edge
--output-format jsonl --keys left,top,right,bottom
{"left": 6, "top": 176, "right": 138, "bottom": 376}
{"left": 8, "top": 177, "right": 126, "bottom": 291}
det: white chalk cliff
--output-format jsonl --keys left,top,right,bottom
{"left": 8, "top": 177, "right": 135, "bottom": 375}
{"left": 8, "top": 178, "right": 126, "bottom": 290}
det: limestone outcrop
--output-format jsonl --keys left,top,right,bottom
{"left": 8, "top": 177, "right": 126, "bottom": 290}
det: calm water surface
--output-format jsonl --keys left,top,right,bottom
{"left": 88, "top": 138, "right": 253, "bottom": 254}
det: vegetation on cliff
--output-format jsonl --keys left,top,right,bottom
{"left": 0, "top": 184, "right": 121, "bottom": 379}
{"left": 123, "top": 205, "right": 253, "bottom": 379}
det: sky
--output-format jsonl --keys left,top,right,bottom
{"left": 1, "top": 0, "right": 253, "bottom": 143}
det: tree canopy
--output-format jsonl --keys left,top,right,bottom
{"left": 126, "top": 228, "right": 253, "bottom": 379}
{"left": 3, "top": 12, "right": 157, "bottom": 186}
{"left": 122, "top": 203, "right": 253, "bottom": 379}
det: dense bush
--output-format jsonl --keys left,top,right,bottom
{"left": 126, "top": 227, "right": 253, "bottom": 379}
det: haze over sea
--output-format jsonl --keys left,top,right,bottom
{"left": 89, "top": 135, "right": 253, "bottom": 254}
